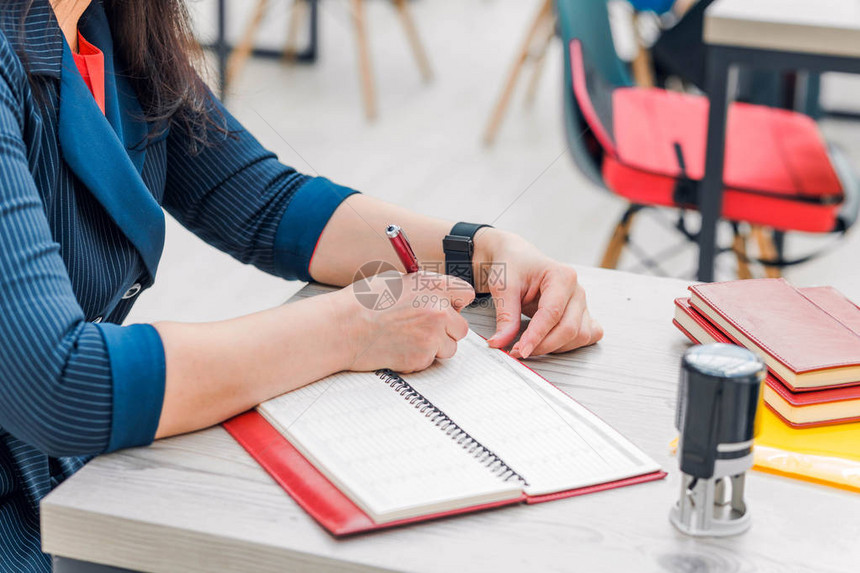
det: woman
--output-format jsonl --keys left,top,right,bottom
{"left": 0, "top": 0, "right": 602, "bottom": 570}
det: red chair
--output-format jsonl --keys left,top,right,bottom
{"left": 557, "top": 0, "right": 858, "bottom": 279}
{"left": 571, "top": 39, "right": 859, "bottom": 277}
{"left": 574, "top": 38, "right": 846, "bottom": 231}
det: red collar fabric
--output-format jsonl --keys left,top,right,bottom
{"left": 72, "top": 30, "right": 105, "bottom": 114}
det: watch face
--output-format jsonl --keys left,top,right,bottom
{"left": 443, "top": 235, "right": 474, "bottom": 254}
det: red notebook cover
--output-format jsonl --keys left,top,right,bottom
{"left": 673, "top": 298, "right": 731, "bottom": 346}
{"left": 689, "top": 279, "right": 860, "bottom": 391}
{"left": 674, "top": 297, "right": 860, "bottom": 428}
{"left": 766, "top": 373, "right": 860, "bottom": 406}
{"left": 801, "top": 286, "right": 860, "bottom": 336}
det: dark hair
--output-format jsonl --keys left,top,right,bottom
{"left": 102, "top": 0, "right": 226, "bottom": 151}
{"left": 16, "top": 0, "right": 225, "bottom": 152}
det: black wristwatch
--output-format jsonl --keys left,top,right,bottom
{"left": 443, "top": 222, "right": 493, "bottom": 291}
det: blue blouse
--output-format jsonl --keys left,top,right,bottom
{"left": 0, "top": 1, "right": 357, "bottom": 570}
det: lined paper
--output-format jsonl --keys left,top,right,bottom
{"left": 258, "top": 370, "right": 522, "bottom": 523}
{"left": 388, "top": 332, "right": 660, "bottom": 496}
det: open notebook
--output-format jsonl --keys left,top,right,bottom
{"left": 225, "top": 331, "right": 664, "bottom": 534}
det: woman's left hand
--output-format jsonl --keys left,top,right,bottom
{"left": 474, "top": 229, "right": 603, "bottom": 359}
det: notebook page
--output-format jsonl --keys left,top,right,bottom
{"left": 402, "top": 331, "right": 661, "bottom": 496}
{"left": 257, "top": 371, "right": 522, "bottom": 523}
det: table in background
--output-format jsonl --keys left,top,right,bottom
{"left": 697, "top": 0, "right": 860, "bottom": 281}
{"left": 43, "top": 267, "right": 860, "bottom": 572}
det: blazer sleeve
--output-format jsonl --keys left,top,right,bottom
{"left": 162, "top": 97, "right": 359, "bottom": 282}
{"left": 0, "top": 41, "right": 164, "bottom": 457}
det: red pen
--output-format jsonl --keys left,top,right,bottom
{"left": 386, "top": 224, "right": 420, "bottom": 273}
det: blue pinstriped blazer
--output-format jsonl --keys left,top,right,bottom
{"left": 0, "top": 1, "right": 357, "bottom": 570}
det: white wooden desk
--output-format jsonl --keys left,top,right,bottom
{"left": 696, "top": 0, "right": 860, "bottom": 282}
{"left": 42, "top": 267, "right": 860, "bottom": 572}
{"left": 704, "top": 0, "right": 860, "bottom": 58}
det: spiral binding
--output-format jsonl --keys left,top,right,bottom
{"left": 375, "top": 369, "right": 528, "bottom": 486}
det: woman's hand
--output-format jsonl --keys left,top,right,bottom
{"left": 337, "top": 271, "right": 476, "bottom": 373}
{"left": 474, "top": 229, "right": 603, "bottom": 359}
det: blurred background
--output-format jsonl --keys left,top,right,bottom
{"left": 126, "top": 0, "right": 860, "bottom": 326}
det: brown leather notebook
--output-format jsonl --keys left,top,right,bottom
{"left": 689, "top": 279, "right": 860, "bottom": 391}
{"left": 800, "top": 286, "right": 860, "bottom": 336}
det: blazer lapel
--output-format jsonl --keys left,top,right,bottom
{"left": 58, "top": 40, "right": 164, "bottom": 280}
{"left": 78, "top": 3, "right": 148, "bottom": 171}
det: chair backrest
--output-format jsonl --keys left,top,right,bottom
{"left": 555, "top": 0, "right": 633, "bottom": 187}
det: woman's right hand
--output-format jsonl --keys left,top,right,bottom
{"left": 336, "top": 271, "right": 476, "bottom": 373}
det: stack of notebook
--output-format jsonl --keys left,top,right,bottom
{"left": 673, "top": 278, "right": 860, "bottom": 428}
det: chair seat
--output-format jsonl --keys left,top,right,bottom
{"left": 571, "top": 41, "right": 845, "bottom": 233}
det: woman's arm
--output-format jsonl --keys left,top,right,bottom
{"left": 153, "top": 293, "right": 348, "bottom": 438}
{"left": 0, "top": 45, "right": 155, "bottom": 457}
{"left": 308, "top": 194, "right": 451, "bottom": 285}
{"left": 162, "top": 99, "right": 357, "bottom": 283}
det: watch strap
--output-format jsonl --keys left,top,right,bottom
{"left": 444, "top": 222, "right": 492, "bottom": 290}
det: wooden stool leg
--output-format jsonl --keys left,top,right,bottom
{"left": 226, "top": 0, "right": 270, "bottom": 88}
{"left": 732, "top": 227, "right": 752, "bottom": 279}
{"left": 482, "top": 0, "right": 552, "bottom": 145}
{"left": 351, "top": 0, "right": 377, "bottom": 120}
{"left": 630, "top": 13, "right": 655, "bottom": 88}
{"left": 284, "top": 0, "right": 308, "bottom": 61}
{"left": 523, "top": 15, "right": 556, "bottom": 107}
{"left": 751, "top": 226, "right": 783, "bottom": 278}
{"left": 600, "top": 206, "right": 639, "bottom": 269}
{"left": 392, "top": 0, "right": 433, "bottom": 82}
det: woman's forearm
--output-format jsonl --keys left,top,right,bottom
{"left": 152, "top": 291, "right": 354, "bottom": 439}
{"left": 309, "top": 194, "right": 500, "bottom": 288}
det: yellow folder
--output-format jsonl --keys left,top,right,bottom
{"left": 753, "top": 406, "right": 860, "bottom": 493}
{"left": 669, "top": 404, "right": 860, "bottom": 493}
